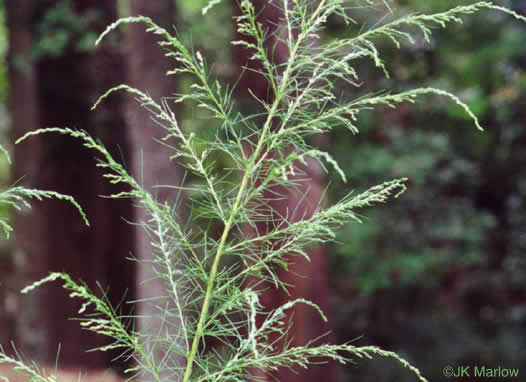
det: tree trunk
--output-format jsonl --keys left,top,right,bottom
{"left": 126, "top": 0, "right": 184, "bottom": 378}
{"left": 5, "top": 0, "right": 44, "bottom": 359}
{"left": 8, "top": 0, "right": 134, "bottom": 371}
{"left": 233, "top": 2, "right": 336, "bottom": 381}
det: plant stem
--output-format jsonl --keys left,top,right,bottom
{"left": 181, "top": 4, "right": 314, "bottom": 376}
{"left": 181, "top": 99, "right": 279, "bottom": 382}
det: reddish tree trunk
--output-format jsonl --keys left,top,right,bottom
{"left": 5, "top": 0, "right": 44, "bottom": 359}
{"left": 8, "top": 0, "right": 134, "bottom": 371}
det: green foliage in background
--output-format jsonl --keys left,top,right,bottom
{"left": 33, "top": 0, "right": 100, "bottom": 59}
{"left": 326, "top": 0, "right": 525, "bottom": 294}
{"left": 324, "top": 1, "right": 526, "bottom": 381}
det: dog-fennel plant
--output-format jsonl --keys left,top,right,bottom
{"left": 1, "top": 0, "right": 525, "bottom": 381}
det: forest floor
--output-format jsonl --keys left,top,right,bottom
{"left": 0, "top": 364, "right": 123, "bottom": 381}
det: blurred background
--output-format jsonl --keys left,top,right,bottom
{"left": 0, "top": 0, "right": 525, "bottom": 381}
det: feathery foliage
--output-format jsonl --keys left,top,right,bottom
{"left": 2, "top": 1, "right": 525, "bottom": 381}
{"left": 0, "top": 147, "right": 88, "bottom": 238}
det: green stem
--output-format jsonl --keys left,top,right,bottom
{"left": 181, "top": 3, "right": 314, "bottom": 378}
{"left": 181, "top": 96, "right": 280, "bottom": 382}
